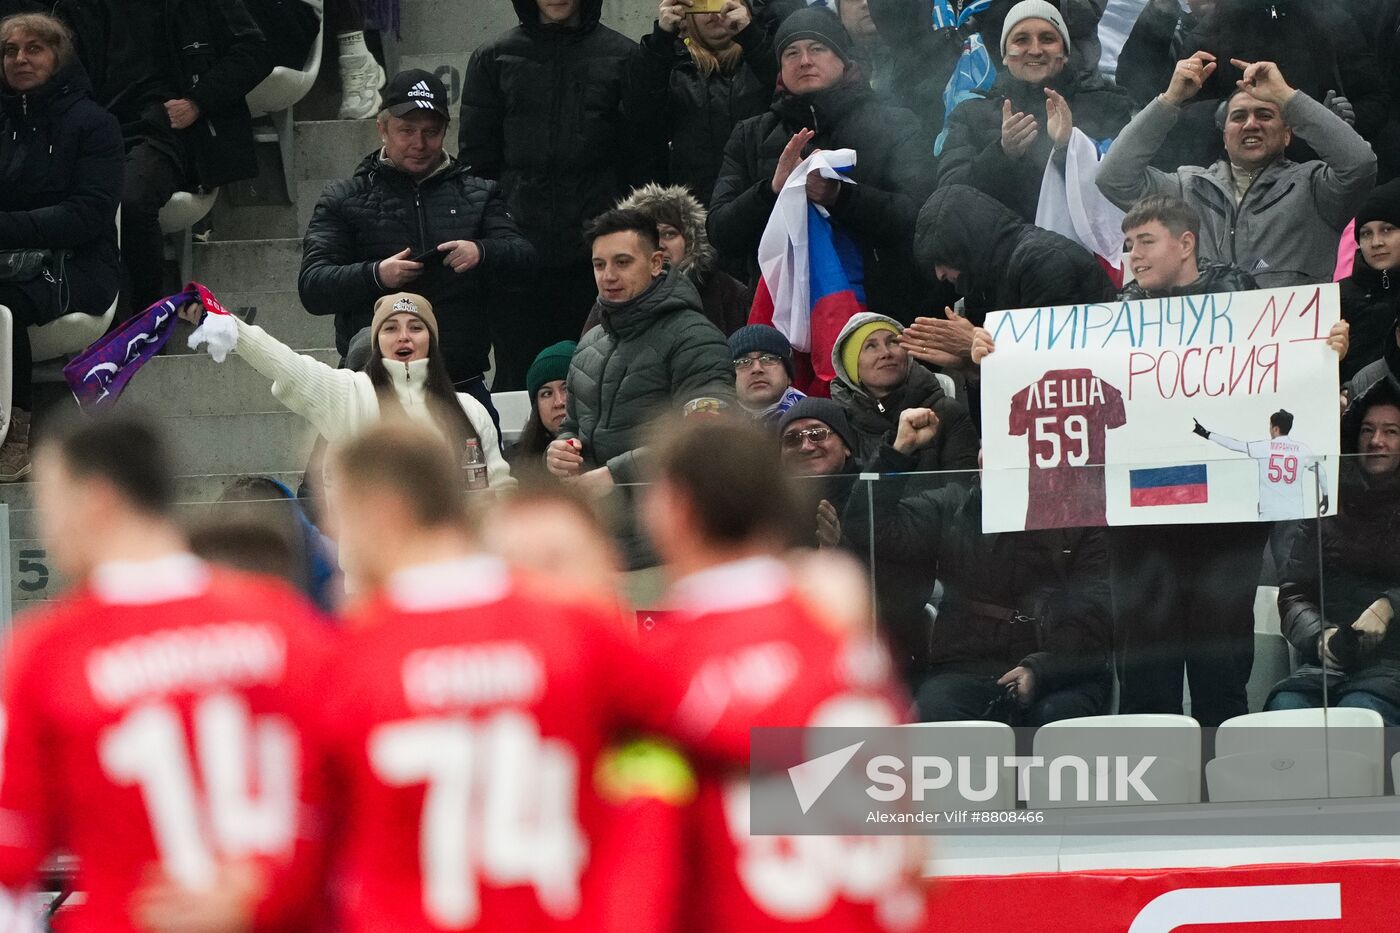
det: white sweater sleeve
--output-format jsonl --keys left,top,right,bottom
{"left": 233, "top": 317, "right": 361, "bottom": 440}
{"left": 459, "top": 392, "right": 516, "bottom": 490}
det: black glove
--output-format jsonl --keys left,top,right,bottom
{"left": 1192, "top": 419, "right": 1210, "bottom": 439}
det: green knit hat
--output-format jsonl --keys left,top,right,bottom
{"left": 526, "top": 340, "right": 576, "bottom": 398}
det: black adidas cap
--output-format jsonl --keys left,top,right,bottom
{"left": 382, "top": 69, "right": 450, "bottom": 119}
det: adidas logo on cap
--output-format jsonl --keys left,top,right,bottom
{"left": 407, "top": 80, "right": 434, "bottom": 99}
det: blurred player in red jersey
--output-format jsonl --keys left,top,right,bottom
{"left": 0, "top": 413, "right": 334, "bottom": 933}
{"left": 486, "top": 484, "right": 692, "bottom": 933}
{"left": 639, "top": 419, "right": 928, "bottom": 933}
{"left": 317, "top": 422, "right": 710, "bottom": 932}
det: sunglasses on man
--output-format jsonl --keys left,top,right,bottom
{"left": 781, "top": 427, "right": 833, "bottom": 449}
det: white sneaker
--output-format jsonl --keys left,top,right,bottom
{"left": 339, "top": 56, "right": 385, "bottom": 120}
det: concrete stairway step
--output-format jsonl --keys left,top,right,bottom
{"left": 294, "top": 119, "right": 382, "bottom": 183}
{"left": 119, "top": 347, "right": 339, "bottom": 416}
{"left": 164, "top": 411, "right": 317, "bottom": 477}
{"left": 397, "top": 0, "right": 515, "bottom": 59}
{"left": 227, "top": 290, "right": 336, "bottom": 352}
{"left": 192, "top": 238, "right": 302, "bottom": 296}
{"left": 207, "top": 200, "right": 300, "bottom": 242}
{"left": 158, "top": 291, "right": 336, "bottom": 355}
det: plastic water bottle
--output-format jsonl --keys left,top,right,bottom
{"left": 464, "top": 439, "right": 489, "bottom": 491}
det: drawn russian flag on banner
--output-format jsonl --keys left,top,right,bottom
{"left": 1129, "top": 464, "right": 1209, "bottom": 507}
{"left": 751, "top": 148, "right": 865, "bottom": 393}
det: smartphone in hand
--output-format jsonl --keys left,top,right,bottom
{"left": 408, "top": 246, "right": 446, "bottom": 266}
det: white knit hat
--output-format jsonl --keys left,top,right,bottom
{"left": 999, "top": 0, "right": 1071, "bottom": 59}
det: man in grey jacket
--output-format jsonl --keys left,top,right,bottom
{"left": 546, "top": 208, "right": 733, "bottom": 491}
{"left": 1096, "top": 52, "right": 1376, "bottom": 288}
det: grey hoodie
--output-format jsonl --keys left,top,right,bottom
{"left": 1096, "top": 91, "right": 1376, "bottom": 288}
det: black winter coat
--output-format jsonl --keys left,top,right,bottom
{"left": 848, "top": 467, "right": 1113, "bottom": 692}
{"left": 459, "top": 0, "right": 641, "bottom": 268}
{"left": 55, "top": 0, "right": 269, "bottom": 187}
{"left": 915, "top": 184, "right": 1116, "bottom": 325}
{"left": 1117, "top": 258, "right": 1257, "bottom": 300}
{"left": 868, "top": 0, "right": 1107, "bottom": 137}
{"left": 624, "top": 21, "right": 775, "bottom": 207}
{"left": 938, "top": 69, "right": 1134, "bottom": 223}
{"left": 298, "top": 153, "right": 535, "bottom": 381}
{"left": 1116, "top": 0, "right": 1205, "bottom": 108}
{"left": 1186, "top": 0, "right": 1388, "bottom": 150}
{"left": 1272, "top": 462, "right": 1400, "bottom": 708}
{"left": 708, "top": 77, "right": 940, "bottom": 323}
{"left": 1340, "top": 254, "right": 1400, "bottom": 385}
{"left": 0, "top": 62, "right": 122, "bottom": 319}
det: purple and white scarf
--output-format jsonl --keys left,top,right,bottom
{"left": 64, "top": 282, "right": 237, "bottom": 409}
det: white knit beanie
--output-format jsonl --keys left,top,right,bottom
{"left": 999, "top": 0, "right": 1071, "bottom": 59}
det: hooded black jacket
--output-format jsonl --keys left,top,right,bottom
{"left": 0, "top": 61, "right": 122, "bottom": 318}
{"left": 298, "top": 152, "right": 535, "bottom": 381}
{"left": 914, "top": 185, "right": 1115, "bottom": 324}
{"left": 938, "top": 68, "right": 1134, "bottom": 223}
{"left": 708, "top": 76, "right": 940, "bottom": 323}
{"left": 624, "top": 20, "right": 776, "bottom": 207}
{"left": 1340, "top": 254, "right": 1400, "bottom": 385}
{"left": 459, "top": 0, "right": 641, "bottom": 269}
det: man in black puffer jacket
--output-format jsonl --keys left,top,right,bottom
{"left": 460, "top": 0, "right": 644, "bottom": 391}
{"left": 708, "top": 8, "right": 943, "bottom": 324}
{"left": 299, "top": 71, "right": 535, "bottom": 414}
{"left": 914, "top": 184, "right": 1115, "bottom": 326}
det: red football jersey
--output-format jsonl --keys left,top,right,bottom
{"left": 0, "top": 557, "right": 335, "bottom": 933}
{"left": 325, "top": 555, "right": 688, "bottom": 932}
{"left": 646, "top": 557, "right": 927, "bottom": 933}
{"left": 1008, "top": 368, "right": 1126, "bottom": 529}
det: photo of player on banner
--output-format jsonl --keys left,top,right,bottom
{"left": 979, "top": 284, "right": 1344, "bottom": 532}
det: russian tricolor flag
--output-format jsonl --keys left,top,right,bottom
{"left": 1129, "top": 464, "right": 1209, "bottom": 507}
{"left": 750, "top": 148, "right": 866, "bottom": 395}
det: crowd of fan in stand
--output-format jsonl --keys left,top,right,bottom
{"left": 0, "top": 0, "right": 1399, "bottom": 928}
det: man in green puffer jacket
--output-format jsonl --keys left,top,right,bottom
{"left": 547, "top": 208, "right": 734, "bottom": 566}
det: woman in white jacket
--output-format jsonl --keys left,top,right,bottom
{"left": 180, "top": 291, "right": 513, "bottom": 489}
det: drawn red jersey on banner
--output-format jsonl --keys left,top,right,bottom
{"left": 1008, "top": 368, "right": 1126, "bottom": 529}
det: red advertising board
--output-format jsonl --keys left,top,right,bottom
{"left": 926, "top": 860, "right": 1400, "bottom": 931}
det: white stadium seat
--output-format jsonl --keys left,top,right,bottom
{"left": 906, "top": 720, "right": 1018, "bottom": 810}
{"left": 491, "top": 390, "right": 532, "bottom": 444}
{"left": 1028, "top": 714, "right": 1201, "bottom": 808}
{"left": 159, "top": 190, "right": 219, "bottom": 286}
{"left": 1209, "top": 708, "right": 1385, "bottom": 801}
{"left": 247, "top": 16, "right": 324, "bottom": 194}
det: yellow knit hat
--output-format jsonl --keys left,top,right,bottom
{"left": 840, "top": 319, "right": 902, "bottom": 385}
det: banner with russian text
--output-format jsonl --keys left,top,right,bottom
{"left": 980, "top": 284, "right": 1341, "bottom": 532}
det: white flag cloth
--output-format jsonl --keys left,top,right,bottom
{"left": 754, "top": 148, "right": 858, "bottom": 353}
{"left": 1036, "top": 128, "right": 1126, "bottom": 270}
